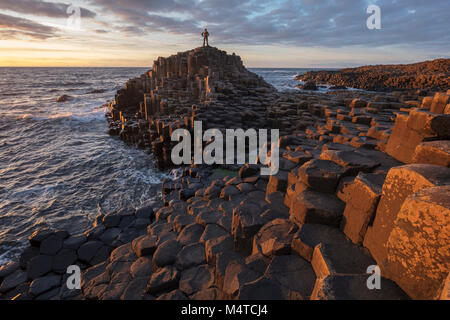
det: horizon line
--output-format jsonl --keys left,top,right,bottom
{"left": 1, "top": 57, "right": 447, "bottom": 69}
{"left": 0, "top": 66, "right": 340, "bottom": 69}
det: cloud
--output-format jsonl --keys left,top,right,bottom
{"left": 86, "top": 0, "right": 450, "bottom": 51}
{"left": 0, "top": 0, "right": 96, "bottom": 19}
{"left": 0, "top": 0, "right": 448, "bottom": 56}
{"left": 0, "top": 13, "right": 58, "bottom": 39}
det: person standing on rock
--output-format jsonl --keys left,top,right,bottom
{"left": 202, "top": 28, "right": 210, "bottom": 47}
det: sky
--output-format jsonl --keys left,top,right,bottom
{"left": 0, "top": 0, "right": 449, "bottom": 67}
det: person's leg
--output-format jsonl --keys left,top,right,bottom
{"left": 203, "top": 38, "right": 206, "bottom": 47}
{"left": 206, "top": 37, "right": 209, "bottom": 47}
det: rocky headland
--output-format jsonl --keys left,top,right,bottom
{"left": 0, "top": 47, "right": 449, "bottom": 301}
{"left": 297, "top": 59, "right": 450, "bottom": 92}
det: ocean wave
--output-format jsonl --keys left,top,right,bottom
{"left": 86, "top": 89, "right": 107, "bottom": 94}
{"left": 0, "top": 92, "right": 22, "bottom": 97}
{"left": 0, "top": 244, "right": 24, "bottom": 266}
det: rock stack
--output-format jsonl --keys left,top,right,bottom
{"left": 106, "top": 46, "right": 275, "bottom": 169}
{"left": 1, "top": 47, "right": 449, "bottom": 300}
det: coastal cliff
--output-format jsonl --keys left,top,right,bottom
{"left": 297, "top": 59, "right": 450, "bottom": 92}
{"left": 0, "top": 47, "right": 449, "bottom": 301}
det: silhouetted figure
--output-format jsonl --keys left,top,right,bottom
{"left": 202, "top": 28, "right": 209, "bottom": 47}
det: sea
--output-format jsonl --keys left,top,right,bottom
{"left": 0, "top": 67, "right": 327, "bottom": 265}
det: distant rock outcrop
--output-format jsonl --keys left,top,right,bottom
{"left": 297, "top": 81, "right": 318, "bottom": 91}
{"left": 56, "top": 94, "right": 71, "bottom": 102}
{"left": 297, "top": 59, "right": 450, "bottom": 91}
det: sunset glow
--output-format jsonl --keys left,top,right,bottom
{"left": 0, "top": 0, "right": 448, "bottom": 67}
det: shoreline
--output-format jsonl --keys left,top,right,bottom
{"left": 0, "top": 47, "right": 449, "bottom": 300}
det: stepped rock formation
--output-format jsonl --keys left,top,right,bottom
{"left": 297, "top": 59, "right": 450, "bottom": 92}
{"left": 1, "top": 47, "right": 449, "bottom": 301}
{"left": 106, "top": 46, "right": 274, "bottom": 169}
{"left": 385, "top": 92, "right": 450, "bottom": 163}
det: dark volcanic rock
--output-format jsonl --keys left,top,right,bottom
{"left": 27, "top": 255, "right": 53, "bottom": 280}
{"left": 191, "top": 287, "right": 223, "bottom": 300}
{"left": 121, "top": 276, "right": 149, "bottom": 300}
{"left": 147, "top": 266, "right": 180, "bottom": 294}
{"left": 205, "top": 234, "right": 234, "bottom": 265}
{"left": 177, "top": 223, "right": 204, "bottom": 246}
{"left": 290, "top": 190, "right": 345, "bottom": 227}
{"left": 298, "top": 81, "right": 318, "bottom": 91}
{"left": 311, "top": 275, "right": 409, "bottom": 300}
{"left": 176, "top": 243, "right": 206, "bottom": 270}
{"left": 19, "top": 246, "right": 40, "bottom": 269}
{"left": 52, "top": 249, "right": 77, "bottom": 273}
{"left": 29, "top": 275, "right": 61, "bottom": 297}
{"left": 157, "top": 289, "right": 188, "bottom": 300}
{"left": 0, "top": 261, "right": 20, "bottom": 279}
{"left": 0, "top": 269, "right": 27, "bottom": 293}
{"left": 238, "top": 277, "right": 286, "bottom": 300}
{"left": 297, "top": 59, "right": 450, "bottom": 91}
{"left": 200, "top": 224, "right": 228, "bottom": 243}
{"left": 179, "top": 264, "right": 214, "bottom": 296}
{"left": 77, "top": 241, "right": 103, "bottom": 263}
{"left": 28, "top": 229, "right": 53, "bottom": 247}
{"left": 130, "top": 257, "right": 153, "bottom": 278}
{"left": 222, "top": 260, "right": 259, "bottom": 298}
{"left": 63, "top": 235, "right": 87, "bottom": 250}
{"left": 152, "top": 239, "right": 182, "bottom": 269}
{"left": 265, "top": 255, "right": 316, "bottom": 299}
{"left": 132, "top": 235, "right": 158, "bottom": 257}
{"left": 231, "top": 203, "right": 265, "bottom": 255}
{"left": 40, "top": 235, "right": 63, "bottom": 255}
{"left": 252, "top": 219, "right": 297, "bottom": 258}
{"left": 320, "top": 150, "right": 380, "bottom": 175}
{"left": 296, "top": 159, "right": 345, "bottom": 194}
{"left": 56, "top": 94, "right": 71, "bottom": 102}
